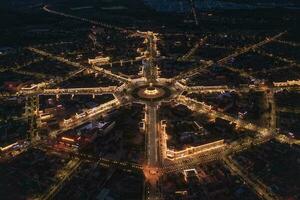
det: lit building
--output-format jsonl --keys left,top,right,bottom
{"left": 273, "top": 80, "right": 300, "bottom": 87}
{"left": 166, "top": 140, "right": 225, "bottom": 160}
{"left": 88, "top": 56, "right": 110, "bottom": 65}
{"left": 57, "top": 121, "right": 115, "bottom": 148}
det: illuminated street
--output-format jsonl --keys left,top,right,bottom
{"left": 1, "top": 1, "right": 300, "bottom": 200}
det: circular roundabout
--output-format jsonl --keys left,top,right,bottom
{"left": 131, "top": 83, "right": 172, "bottom": 102}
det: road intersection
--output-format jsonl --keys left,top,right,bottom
{"left": 2, "top": 5, "right": 300, "bottom": 200}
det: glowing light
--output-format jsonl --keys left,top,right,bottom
{"left": 0, "top": 142, "right": 18, "bottom": 151}
{"left": 61, "top": 137, "right": 75, "bottom": 142}
{"left": 144, "top": 87, "right": 159, "bottom": 96}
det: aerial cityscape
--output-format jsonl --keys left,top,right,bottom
{"left": 0, "top": 0, "right": 300, "bottom": 200}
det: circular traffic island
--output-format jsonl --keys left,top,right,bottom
{"left": 131, "top": 83, "right": 172, "bottom": 102}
